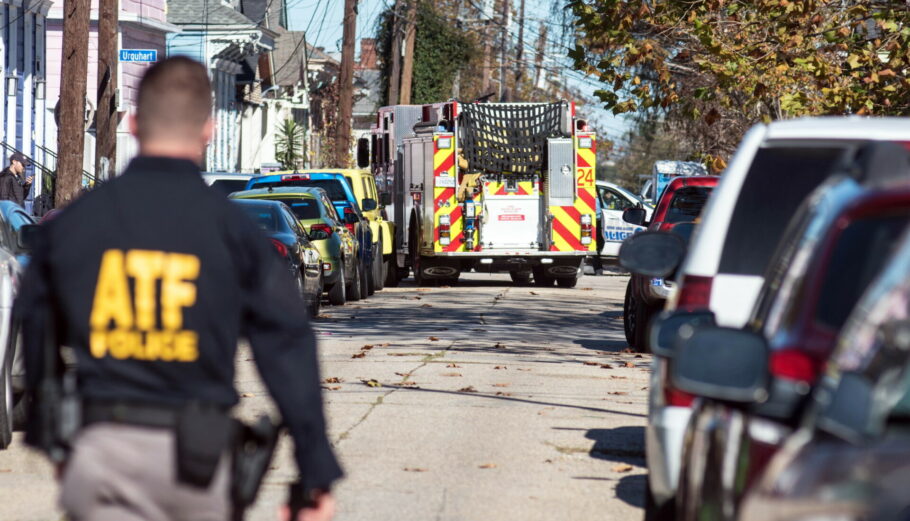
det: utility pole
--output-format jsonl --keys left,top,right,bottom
{"left": 399, "top": 0, "right": 418, "bottom": 104}
{"left": 387, "top": 0, "right": 403, "bottom": 104}
{"left": 533, "top": 22, "right": 547, "bottom": 91}
{"left": 498, "top": 0, "right": 510, "bottom": 101}
{"left": 56, "top": 0, "right": 90, "bottom": 207}
{"left": 514, "top": 0, "right": 525, "bottom": 88}
{"left": 336, "top": 0, "right": 356, "bottom": 167}
{"left": 96, "top": 0, "right": 118, "bottom": 182}
{"left": 480, "top": 2, "right": 492, "bottom": 94}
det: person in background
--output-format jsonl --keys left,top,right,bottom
{"left": 0, "top": 152, "right": 33, "bottom": 207}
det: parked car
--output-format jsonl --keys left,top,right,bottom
{"left": 336, "top": 169, "right": 395, "bottom": 292}
{"left": 595, "top": 180, "right": 652, "bottom": 257}
{"left": 231, "top": 187, "right": 360, "bottom": 305}
{"left": 231, "top": 199, "right": 325, "bottom": 316}
{"left": 670, "top": 144, "right": 910, "bottom": 521}
{"left": 675, "top": 221, "right": 910, "bottom": 521}
{"left": 632, "top": 117, "right": 910, "bottom": 519}
{"left": 202, "top": 172, "right": 254, "bottom": 196}
{"left": 622, "top": 175, "right": 718, "bottom": 350}
{"left": 247, "top": 171, "right": 374, "bottom": 297}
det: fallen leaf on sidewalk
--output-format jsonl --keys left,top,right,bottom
{"left": 624, "top": 362, "right": 636, "bottom": 368}
{"left": 458, "top": 386, "right": 477, "bottom": 393}
{"left": 478, "top": 463, "right": 497, "bottom": 469}
{"left": 494, "top": 366, "right": 507, "bottom": 370}
{"left": 413, "top": 296, "right": 422, "bottom": 300}
{"left": 429, "top": 336, "right": 440, "bottom": 341}
{"left": 492, "top": 383, "right": 510, "bottom": 388}
{"left": 446, "top": 363, "right": 461, "bottom": 368}
{"left": 361, "top": 345, "right": 374, "bottom": 350}
{"left": 610, "top": 375, "right": 628, "bottom": 380}
{"left": 495, "top": 392, "right": 512, "bottom": 396}
{"left": 380, "top": 342, "right": 391, "bottom": 347}
{"left": 581, "top": 288, "right": 593, "bottom": 291}
{"left": 400, "top": 381, "right": 419, "bottom": 387}
{"left": 494, "top": 342, "right": 506, "bottom": 348}
{"left": 442, "top": 372, "right": 463, "bottom": 377}
{"left": 608, "top": 391, "right": 628, "bottom": 396}
{"left": 600, "top": 363, "right": 614, "bottom": 369}
{"left": 323, "top": 377, "right": 344, "bottom": 384}
{"left": 395, "top": 372, "right": 410, "bottom": 377}
{"left": 403, "top": 467, "right": 428, "bottom": 472}
{"left": 240, "top": 393, "right": 254, "bottom": 398}
{"left": 583, "top": 361, "right": 599, "bottom": 366}
{"left": 362, "top": 379, "right": 382, "bottom": 388}
{"left": 612, "top": 464, "right": 634, "bottom": 473}
{"left": 321, "top": 386, "right": 341, "bottom": 391}
{"left": 351, "top": 352, "right": 366, "bottom": 359}
{"left": 421, "top": 304, "right": 433, "bottom": 308}
{"left": 529, "top": 291, "right": 539, "bottom": 295}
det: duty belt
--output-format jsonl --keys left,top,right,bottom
{"left": 82, "top": 401, "right": 184, "bottom": 428}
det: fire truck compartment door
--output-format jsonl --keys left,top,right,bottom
{"left": 547, "top": 138, "right": 576, "bottom": 206}
{"left": 482, "top": 189, "right": 540, "bottom": 250}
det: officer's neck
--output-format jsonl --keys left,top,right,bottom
{"left": 139, "top": 140, "right": 205, "bottom": 166}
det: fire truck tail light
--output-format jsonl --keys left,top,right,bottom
{"left": 580, "top": 214, "right": 593, "bottom": 245}
{"left": 439, "top": 215, "right": 451, "bottom": 225}
{"left": 581, "top": 214, "right": 593, "bottom": 225}
{"left": 439, "top": 214, "right": 451, "bottom": 245}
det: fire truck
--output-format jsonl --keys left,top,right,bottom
{"left": 367, "top": 100, "right": 597, "bottom": 287}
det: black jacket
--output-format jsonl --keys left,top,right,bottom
{"left": 15, "top": 156, "right": 342, "bottom": 492}
{"left": 0, "top": 167, "right": 31, "bottom": 206}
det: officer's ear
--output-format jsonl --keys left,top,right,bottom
{"left": 201, "top": 117, "right": 214, "bottom": 145}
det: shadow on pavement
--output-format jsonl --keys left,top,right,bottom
{"left": 584, "top": 426, "right": 646, "bottom": 464}
{"left": 615, "top": 474, "right": 647, "bottom": 508}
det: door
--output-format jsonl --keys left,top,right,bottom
{"left": 598, "top": 186, "right": 642, "bottom": 256}
{"left": 481, "top": 177, "right": 541, "bottom": 251}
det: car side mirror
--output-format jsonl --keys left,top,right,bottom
{"left": 19, "top": 224, "right": 40, "bottom": 250}
{"left": 672, "top": 326, "right": 770, "bottom": 404}
{"left": 361, "top": 198, "right": 378, "bottom": 212}
{"left": 308, "top": 229, "right": 330, "bottom": 241}
{"left": 649, "top": 309, "right": 717, "bottom": 358}
{"left": 379, "top": 192, "right": 392, "bottom": 207}
{"left": 622, "top": 207, "right": 647, "bottom": 226}
{"left": 618, "top": 231, "right": 687, "bottom": 278}
{"left": 357, "top": 138, "right": 370, "bottom": 168}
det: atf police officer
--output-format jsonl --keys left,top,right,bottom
{"left": 16, "top": 57, "right": 341, "bottom": 521}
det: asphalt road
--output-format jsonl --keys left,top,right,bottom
{"left": 0, "top": 271, "right": 649, "bottom": 521}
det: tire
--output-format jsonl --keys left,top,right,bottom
{"left": 360, "top": 257, "right": 370, "bottom": 298}
{"left": 347, "top": 260, "right": 363, "bottom": 301}
{"left": 328, "top": 263, "right": 347, "bottom": 306}
{"left": 310, "top": 275, "right": 323, "bottom": 317}
{"left": 633, "top": 297, "right": 655, "bottom": 353}
{"left": 294, "top": 270, "right": 307, "bottom": 302}
{"left": 510, "top": 271, "right": 532, "bottom": 285}
{"left": 557, "top": 277, "right": 579, "bottom": 288}
{"left": 623, "top": 281, "right": 635, "bottom": 345}
{"left": 384, "top": 254, "right": 399, "bottom": 287}
{"left": 0, "top": 349, "right": 13, "bottom": 449}
{"left": 532, "top": 266, "right": 555, "bottom": 287}
{"left": 644, "top": 481, "right": 676, "bottom": 521}
{"left": 373, "top": 239, "right": 385, "bottom": 291}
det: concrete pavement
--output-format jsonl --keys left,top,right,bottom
{"left": 0, "top": 271, "right": 649, "bottom": 521}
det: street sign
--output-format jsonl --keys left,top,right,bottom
{"left": 119, "top": 49, "right": 158, "bottom": 63}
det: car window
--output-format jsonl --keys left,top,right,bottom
{"left": 719, "top": 146, "right": 845, "bottom": 276}
{"left": 599, "top": 188, "right": 636, "bottom": 211}
{"left": 253, "top": 179, "right": 348, "bottom": 200}
{"left": 664, "top": 186, "right": 713, "bottom": 224}
{"left": 814, "top": 214, "right": 909, "bottom": 330}
{"left": 236, "top": 204, "right": 280, "bottom": 232}
{"left": 322, "top": 196, "right": 340, "bottom": 221}
{"left": 280, "top": 207, "right": 301, "bottom": 235}
{"left": 362, "top": 177, "right": 373, "bottom": 206}
{"left": 272, "top": 198, "right": 322, "bottom": 220}
{"left": 209, "top": 179, "right": 249, "bottom": 196}
{"left": 345, "top": 176, "right": 356, "bottom": 196}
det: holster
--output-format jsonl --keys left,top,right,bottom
{"left": 230, "top": 416, "right": 281, "bottom": 519}
{"left": 175, "top": 402, "right": 235, "bottom": 488}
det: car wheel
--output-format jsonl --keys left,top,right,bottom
{"left": 384, "top": 254, "right": 399, "bottom": 287}
{"left": 623, "top": 281, "right": 635, "bottom": 346}
{"left": 372, "top": 240, "right": 385, "bottom": 291}
{"left": 310, "top": 274, "right": 323, "bottom": 317}
{"left": 347, "top": 260, "right": 363, "bottom": 301}
{"left": 295, "top": 270, "right": 307, "bottom": 301}
{"left": 532, "top": 266, "right": 555, "bottom": 287}
{"left": 359, "top": 258, "right": 370, "bottom": 298}
{"left": 0, "top": 350, "right": 13, "bottom": 449}
{"left": 328, "top": 263, "right": 347, "bottom": 306}
{"left": 556, "top": 276, "right": 579, "bottom": 288}
{"left": 633, "top": 298, "right": 655, "bottom": 353}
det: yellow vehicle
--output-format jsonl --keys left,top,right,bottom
{"left": 339, "top": 169, "right": 397, "bottom": 289}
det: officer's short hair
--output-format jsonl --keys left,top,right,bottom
{"left": 136, "top": 57, "right": 213, "bottom": 140}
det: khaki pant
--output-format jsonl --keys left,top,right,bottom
{"left": 60, "top": 424, "right": 230, "bottom": 521}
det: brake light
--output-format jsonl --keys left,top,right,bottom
{"left": 580, "top": 214, "right": 593, "bottom": 245}
{"left": 677, "top": 275, "right": 713, "bottom": 310}
{"left": 665, "top": 387, "right": 695, "bottom": 407}
{"left": 310, "top": 223, "right": 333, "bottom": 236}
{"left": 439, "top": 214, "right": 451, "bottom": 245}
{"left": 270, "top": 239, "right": 288, "bottom": 257}
{"left": 281, "top": 174, "right": 310, "bottom": 181}
{"left": 770, "top": 348, "right": 818, "bottom": 383}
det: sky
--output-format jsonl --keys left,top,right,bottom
{"left": 286, "top": 0, "right": 631, "bottom": 139}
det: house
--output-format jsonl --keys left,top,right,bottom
{"left": 44, "top": 0, "right": 180, "bottom": 181}
{"left": 166, "top": 0, "right": 276, "bottom": 172}
{"left": 0, "top": 0, "right": 53, "bottom": 207}
{"left": 353, "top": 38, "right": 381, "bottom": 145}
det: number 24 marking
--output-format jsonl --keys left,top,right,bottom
{"left": 577, "top": 168, "right": 593, "bottom": 187}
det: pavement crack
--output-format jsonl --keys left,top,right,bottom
{"left": 479, "top": 287, "right": 511, "bottom": 325}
